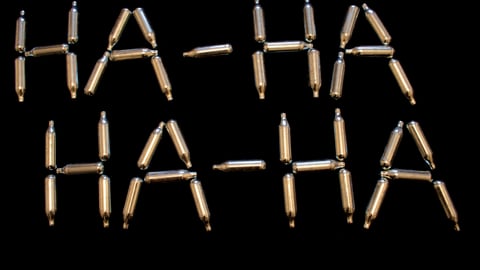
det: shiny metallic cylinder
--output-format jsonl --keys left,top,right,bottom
{"left": 166, "top": 120, "right": 192, "bottom": 168}
{"left": 406, "top": 121, "right": 435, "bottom": 170}
{"left": 380, "top": 121, "right": 404, "bottom": 169}
{"left": 56, "top": 162, "right": 104, "bottom": 175}
{"left": 303, "top": 0, "right": 316, "bottom": 42}
{"left": 84, "top": 51, "right": 110, "bottom": 96}
{"left": 308, "top": 48, "right": 321, "bottom": 98}
{"left": 98, "top": 175, "right": 111, "bottom": 228}
{"left": 190, "top": 179, "right": 212, "bottom": 232}
{"left": 212, "top": 160, "right": 266, "bottom": 172}
{"left": 98, "top": 111, "right": 110, "bottom": 162}
{"left": 45, "top": 120, "right": 56, "bottom": 170}
{"left": 25, "top": 44, "right": 69, "bottom": 57}
{"left": 433, "top": 180, "right": 460, "bottom": 231}
{"left": 123, "top": 177, "right": 143, "bottom": 229}
{"left": 362, "top": 3, "right": 391, "bottom": 45}
{"left": 345, "top": 45, "right": 394, "bottom": 57}
{"left": 292, "top": 159, "right": 345, "bottom": 173}
{"left": 334, "top": 108, "right": 348, "bottom": 161}
{"left": 380, "top": 168, "right": 432, "bottom": 182}
{"left": 137, "top": 121, "right": 165, "bottom": 170}
{"left": 329, "top": 51, "right": 345, "bottom": 100}
{"left": 253, "top": 0, "right": 266, "bottom": 43}
{"left": 183, "top": 44, "right": 233, "bottom": 58}
{"left": 68, "top": 1, "right": 79, "bottom": 44}
{"left": 279, "top": 113, "right": 292, "bottom": 164}
{"left": 15, "top": 10, "right": 26, "bottom": 53}
{"left": 133, "top": 7, "right": 157, "bottom": 49}
{"left": 283, "top": 173, "right": 297, "bottom": 228}
{"left": 252, "top": 51, "right": 267, "bottom": 99}
{"left": 144, "top": 170, "right": 197, "bottom": 184}
{"left": 15, "top": 56, "right": 26, "bottom": 102}
{"left": 388, "top": 58, "right": 416, "bottom": 105}
{"left": 340, "top": 5, "right": 360, "bottom": 49}
{"left": 151, "top": 56, "right": 173, "bottom": 101}
{"left": 109, "top": 48, "right": 157, "bottom": 61}
{"left": 66, "top": 52, "right": 78, "bottom": 99}
{"left": 107, "top": 8, "right": 131, "bottom": 51}
{"left": 364, "top": 178, "right": 389, "bottom": 229}
{"left": 45, "top": 174, "right": 57, "bottom": 226}
{"left": 339, "top": 168, "right": 355, "bottom": 224}
{"left": 263, "top": 41, "right": 313, "bottom": 53}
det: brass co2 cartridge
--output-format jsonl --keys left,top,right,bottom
{"left": 339, "top": 168, "right": 355, "bottom": 224}
{"left": 380, "top": 168, "right": 432, "bottom": 182}
{"left": 190, "top": 179, "right": 212, "bottom": 232}
{"left": 107, "top": 8, "right": 131, "bottom": 51}
{"left": 263, "top": 41, "right": 313, "bottom": 53}
{"left": 25, "top": 44, "right": 69, "bottom": 57}
{"left": 283, "top": 173, "right": 297, "bottom": 228}
{"left": 292, "top": 159, "right": 345, "bottom": 173}
{"left": 406, "top": 121, "right": 436, "bottom": 170}
{"left": 212, "top": 160, "right": 266, "bottom": 172}
{"left": 329, "top": 51, "right": 345, "bottom": 100}
{"left": 279, "top": 113, "right": 292, "bottom": 164}
{"left": 84, "top": 51, "right": 110, "bottom": 96}
{"left": 183, "top": 44, "right": 233, "bottom": 58}
{"left": 144, "top": 170, "right": 197, "bottom": 184}
{"left": 68, "top": 1, "right": 79, "bottom": 44}
{"left": 137, "top": 121, "right": 165, "bottom": 170}
{"left": 166, "top": 120, "right": 192, "bottom": 168}
{"left": 98, "top": 175, "right": 111, "bottom": 228}
{"left": 151, "top": 56, "right": 173, "bottom": 101}
{"left": 15, "top": 10, "right": 26, "bottom": 53}
{"left": 308, "top": 48, "right": 321, "bottom": 98}
{"left": 334, "top": 108, "right": 348, "bottom": 161}
{"left": 133, "top": 7, "right": 157, "bottom": 49}
{"left": 98, "top": 111, "right": 110, "bottom": 162}
{"left": 339, "top": 5, "right": 360, "bottom": 49}
{"left": 253, "top": 0, "right": 266, "bottom": 43}
{"left": 15, "top": 56, "right": 26, "bottom": 102}
{"left": 56, "top": 162, "right": 104, "bottom": 175}
{"left": 362, "top": 3, "right": 391, "bottom": 45}
{"left": 345, "top": 45, "right": 395, "bottom": 57}
{"left": 45, "top": 120, "right": 56, "bottom": 171}
{"left": 303, "top": 0, "right": 316, "bottom": 42}
{"left": 45, "top": 174, "right": 57, "bottom": 226}
{"left": 123, "top": 177, "right": 143, "bottom": 229}
{"left": 433, "top": 180, "right": 460, "bottom": 231}
{"left": 364, "top": 178, "right": 389, "bottom": 229}
{"left": 109, "top": 48, "right": 158, "bottom": 61}
{"left": 388, "top": 58, "right": 416, "bottom": 105}
{"left": 380, "top": 120, "right": 404, "bottom": 169}
{"left": 252, "top": 51, "right": 267, "bottom": 99}
{"left": 66, "top": 52, "right": 78, "bottom": 99}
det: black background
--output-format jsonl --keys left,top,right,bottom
{"left": 2, "top": 0, "right": 476, "bottom": 267}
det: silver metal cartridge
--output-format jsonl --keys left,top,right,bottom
{"left": 263, "top": 41, "right": 313, "bottom": 53}
{"left": 292, "top": 159, "right": 345, "bottom": 173}
{"left": 380, "top": 168, "right": 432, "bottom": 182}
{"left": 25, "top": 44, "right": 69, "bottom": 57}
{"left": 98, "top": 175, "right": 111, "bottom": 228}
{"left": 109, "top": 48, "right": 157, "bottom": 61}
{"left": 303, "top": 0, "right": 316, "bottom": 42}
{"left": 364, "top": 178, "right": 389, "bottom": 229}
{"left": 15, "top": 56, "right": 26, "bottom": 102}
{"left": 45, "top": 120, "right": 56, "bottom": 171}
{"left": 107, "top": 8, "right": 131, "bottom": 51}
{"left": 15, "top": 10, "right": 26, "bottom": 53}
{"left": 334, "top": 108, "right": 348, "bottom": 161}
{"left": 362, "top": 3, "right": 391, "bottom": 45}
{"left": 56, "top": 162, "right": 104, "bottom": 175}
{"left": 308, "top": 48, "right": 321, "bottom": 98}
{"left": 212, "top": 160, "right": 266, "bottom": 172}
{"left": 279, "top": 113, "right": 292, "bottom": 164}
{"left": 45, "top": 174, "right": 57, "bottom": 226}
{"left": 283, "top": 173, "right": 297, "bottom": 228}
{"left": 339, "top": 5, "right": 360, "bottom": 49}
{"left": 166, "top": 120, "right": 192, "bottom": 168}
{"left": 345, "top": 45, "right": 394, "bottom": 57}
{"left": 253, "top": 0, "right": 266, "bottom": 43}
{"left": 133, "top": 7, "right": 157, "bottom": 49}
{"left": 68, "top": 1, "right": 79, "bottom": 44}
{"left": 433, "top": 180, "right": 460, "bottom": 231}
{"left": 190, "top": 179, "right": 212, "bottom": 232}
{"left": 98, "top": 111, "right": 110, "bottom": 162}
{"left": 66, "top": 52, "right": 78, "bottom": 99}
{"left": 388, "top": 58, "right": 416, "bottom": 105}
{"left": 123, "top": 177, "right": 143, "bottom": 229}
{"left": 252, "top": 51, "right": 267, "bottom": 99}
{"left": 329, "top": 51, "right": 345, "bottom": 100}
{"left": 380, "top": 120, "right": 404, "bottom": 169}
{"left": 137, "top": 121, "right": 166, "bottom": 170}
{"left": 406, "top": 121, "right": 435, "bottom": 170}
{"left": 151, "top": 56, "right": 173, "bottom": 101}
{"left": 183, "top": 44, "right": 233, "bottom": 58}
{"left": 84, "top": 51, "right": 110, "bottom": 96}
{"left": 339, "top": 168, "right": 355, "bottom": 224}
{"left": 144, "top": 170, "right": 197, "bottom": 184}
